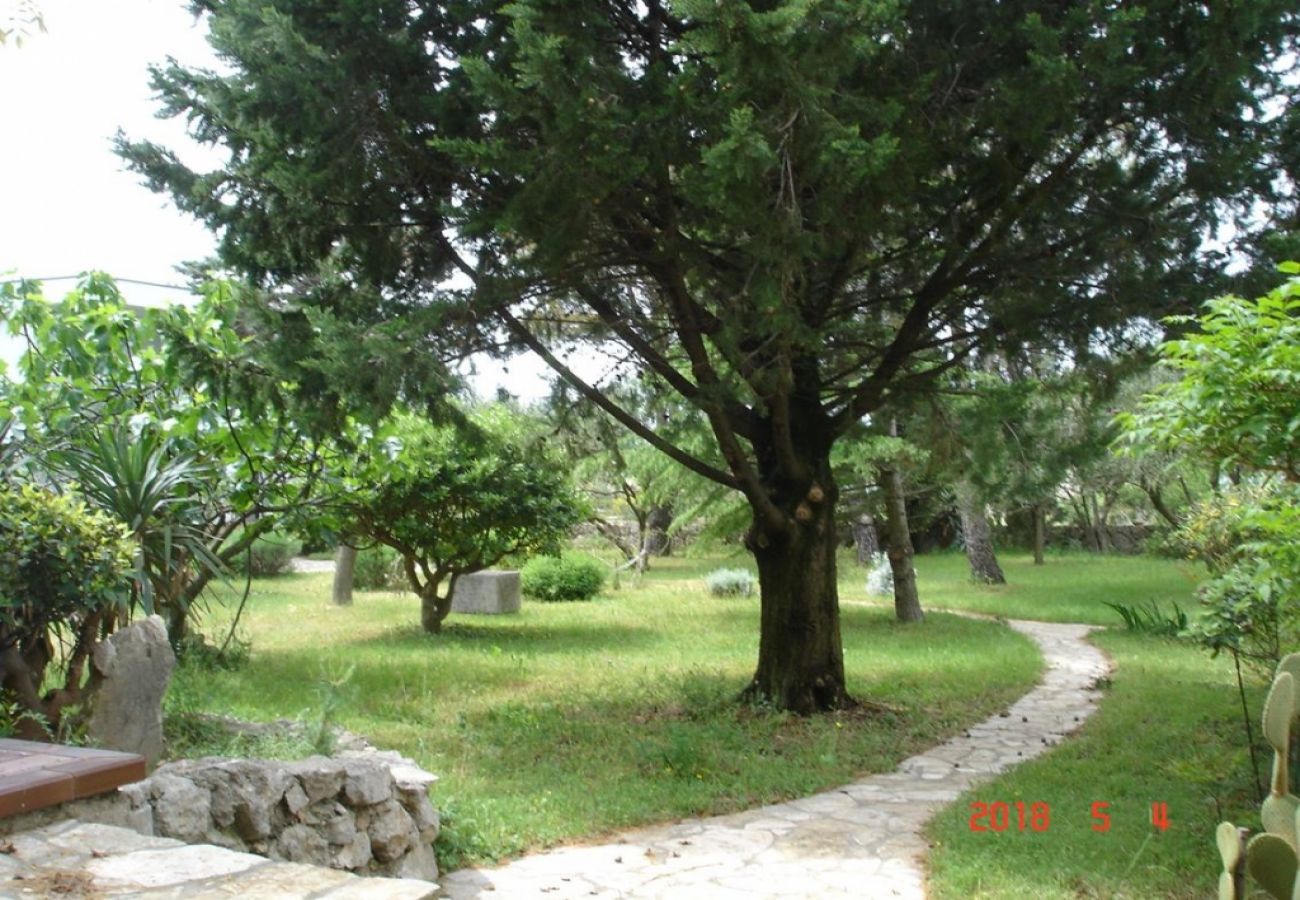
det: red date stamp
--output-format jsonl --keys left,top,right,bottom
{"left": 968, "top": 801, "right": 1170, "bottom": 832}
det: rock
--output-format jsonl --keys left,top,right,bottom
{"left": 148, "top": 774, "right": 211, "bottom": 844}
{"left": 86, "top": 843, "right": 266, "bottom": 890}
{"left": 283, "top": 781, "right": 311, "bottom": 818}
{"left": 174, "top": 759, "right": 293, "bottom": 842}
{"left": 402, "top": 791, "right": 440, "bottom": 844}
{"left": 304, "top": 799, "right": 350, "bottom": 828}
{"left": 274, "top": 823, "right": 331, "bottom": 866}
{"left": 85, "top": 615, "right": 175, "bottom": 765}
{"left": 366, "top": 800, "right": 414, "bottom": 862}
{"left": 333, "top": 830, "right": 372, "bottom": 870}
{"left": 450, "top": 570, "right": 521, "bottom": 615}
{"left": 341, "top": 759, "right": 390, "bottom": 807}
{"left": 390, "top": 839, "right": 439, "bottom": 881}
{"left": 288, "top": 757, "right": 347, "bottom": 803}
{"left": 321, "top": 810, "right": 358, "bottom": 846}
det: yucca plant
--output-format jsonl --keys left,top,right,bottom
{"left": 58, "top": 426, "right": 226, "bottom": 636}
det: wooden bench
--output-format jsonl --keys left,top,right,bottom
{"left": 0, "top": 739, "right": 145, "bottom": 818}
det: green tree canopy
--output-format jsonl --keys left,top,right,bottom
{"left": 1121, "top": 267, "right": 1300, "bottom": 483}
{"left": 120, "top": 0, "right": 1298, "bottom": 711}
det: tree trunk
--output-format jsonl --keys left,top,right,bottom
{"left": 420, "top": 585, "right": 454, "bottom": 634}
{"left": 851, "top": 514, "right": 880, "bottom": 565}
{"left": 741, "top": 435, "right": 852, "bottom": 714}
{"left": 881, "top": 463, "right": 922, "bottom": 623}
{"left": 1143, "top": 485, "right": 1182, "bottom": 528}
{"left": 956, "top": 481, "right": 1006, "bottom": 585}
{"left": 643, "top": 505, "right": 673, "bottom": 558}
{"left": 332, "top": 543, "right": 357, "bottom": 606}
{"left": 166, "top": 603, "right": 188, "bottom": 650}
{"left": 1032, "top": 503, "right": 1046, "bottom": 566}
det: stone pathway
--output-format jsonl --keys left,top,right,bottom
{"left": 439, "top": 619, "right": 1110, "bottom": 899}
{"left": 0, "top": 820, "right": 438, "bottom": 899}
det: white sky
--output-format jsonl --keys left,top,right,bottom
{"left": 0, "top": 0, "right": 572, "bottom": 401}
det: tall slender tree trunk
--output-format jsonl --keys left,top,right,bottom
{"left": 881, "top": 469, "right": 922, "bottom": 622}
{"left": 956, "top": 481, "right": 1006, "bottom": 585}
{"left": 742, "top": 431, "right": 852, "bottom": 713}
{"left": 332, "top": 543, "right": 357, "bottom": 606}
{"left": 852, "top": 514, "right": 880, "bottom": 565}
{"left": 1031, "top": 503, "right": 1046, "bottom": 566}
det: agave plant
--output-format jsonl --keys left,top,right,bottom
{"left": 58, "top": 426, "right": 226, "bottom": 630}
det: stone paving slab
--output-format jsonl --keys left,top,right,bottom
{"left": 0, "top": 820, "right": 438, "bottom": 899}
{"left": 439, "top": 619, "right": 1110, "bottom": 899}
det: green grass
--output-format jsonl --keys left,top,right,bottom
{"left": 895, "top": 550, "right": 1200, "bottom": 626}
{"left": 175, "top": 554, "right": 1040, "bottom": 869}
{"left": 175, "top": 546, "right": 1233, "bottom": 895}
{"left": 925, "top": 631, "right": 1263, "bottom": 899}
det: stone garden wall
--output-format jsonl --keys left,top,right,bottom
{"left": 2, "top": 734, "right": 441, "bottom": 882}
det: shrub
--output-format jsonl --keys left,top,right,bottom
{"left": 705, "top": 568, "right": 755, "bottom": 598}
{"left": 231, "top": 531, "right": 302, "bottom": 578}
{"left": 0, "top": 482, "right": 133, "bottom": 734}
{"left": 865, "top": 552, "right": 894, "bottom": 597}
{"left": 354, "top": 545, "right": 407, "bottom": 591}
{"left": 521, "top": 555, "right": 605, "bottom": 602}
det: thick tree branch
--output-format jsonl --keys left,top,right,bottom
{"left": 496, "top": 307, "right": 740, "bottom": 489}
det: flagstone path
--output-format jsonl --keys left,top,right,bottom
{"left": 439, "top": 618, "right": 1110, "bottom": 900}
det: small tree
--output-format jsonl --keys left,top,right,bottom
{"left": 1123, "top": 268, "right": 1300, "bottom": 664}
{"left": 0, "top": 482, "right": 133, "bottom": 738}
{"left": 343, "top": 413, "right": 582, "bottom": 633}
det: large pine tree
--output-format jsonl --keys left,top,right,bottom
{"left": 121, "top": 0, "right": 1297, "bottom": 712}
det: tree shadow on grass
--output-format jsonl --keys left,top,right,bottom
{"left": 336, "top": 618, "right": 661, "bottom": 655}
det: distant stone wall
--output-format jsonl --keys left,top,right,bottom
{"left": 2, "top": 736, "right": 441, "bottom": 882}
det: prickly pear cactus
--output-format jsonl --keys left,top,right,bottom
{"left": 1263, "top": 673, "right": 1300, "bottom": 848}
{"left": 1220, "top": 660, "right": 1300, "bottom": 900}
{"left": 1218, "top": 821, "right": 1245, "bottom": 900}
{"left": 1248, "top": 831, "right": 1298, "bottom": 900}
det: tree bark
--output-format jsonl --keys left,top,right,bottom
{"left": 1031, "top": 503, "right": 1046, "bottom": 566}
{"left": 1143, "top": 485, "right": 1181, "bottom": 528}
{"left": 851, "top": 514, "right": 880, "bottom": 565}
{"left": 420, "top": 585, "right": 454, "bottom": 634}
{"left": 643, "top": 505, "right": 673, "bottom": 558}
{"left": 332, "top": 543, "right": 357, "bottom": 606}
{"left": 881, "top": 463, "right": 923, "bottom": 622}
{"left": 741, "top": 431, "right": 852, "bottom": 713}
{"left": 956, "top": 481, "right": 1006, "bottom": 584}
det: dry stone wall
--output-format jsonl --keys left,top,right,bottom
{"left": 5, "top": 743, "right": 441, "bottom": 883}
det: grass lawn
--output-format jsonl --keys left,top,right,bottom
{"left": 903, "top": 549, "right": 1201, "bottom": 626}
{"left": 925, "top": 631, "right": 1262, "bottom": 899}
{"left": 173, "top": 545, "right": 1238, "bottom": 895}
{"left": 174, "top": 554, "right": 1040, "bottom": 869}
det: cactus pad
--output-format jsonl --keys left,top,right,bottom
{"left": 1263, "top": 794, "right": 1300, "bottom": 849}
{"left": 1265, "top": 673, "right": 1296, "bottom": 753}
{"left": 1218, "top": 821, "right": 1245, "bottom": 900}
{"left": 1281, "top": 654, "right": 1300, "bottom": 719}
{"left": 1248, "top": 832, "right": 1299, "bottom": 900}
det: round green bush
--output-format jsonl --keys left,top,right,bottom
{"left": 520, "top": 555, "right": 606, "bottom": 602}
{"left": 231, "top": 531, "right": 302, "bottom": 578}
{"left": 354, "top": 545, "right": 408, "bottom": 592}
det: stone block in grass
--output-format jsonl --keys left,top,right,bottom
{"left": 451, "top": 571, "right": 522, "bottom": 615}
